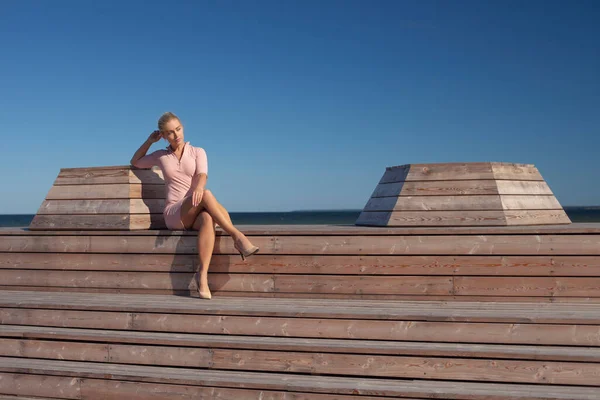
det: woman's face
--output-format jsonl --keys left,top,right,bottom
{"left": 161, "top": 118, "right": 184, "bottom": 149}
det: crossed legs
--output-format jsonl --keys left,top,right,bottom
{"left": 179, "top": 189, "right": 257, "bottom": 299}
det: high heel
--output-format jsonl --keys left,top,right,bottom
{"left": 234, "top": 238, "right": 259, "bottom": 261}
{"left": 194, "top": 272, "right": 212, "bottom": 300}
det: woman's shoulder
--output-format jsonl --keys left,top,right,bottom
{"left": 188, "top": 143, "right": 207, "bottom": 155}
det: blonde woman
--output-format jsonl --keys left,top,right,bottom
{"left": 131, "top": 112, "right": 259, "bottom": 299}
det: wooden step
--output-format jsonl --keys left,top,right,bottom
{"left": 3, "top": 232, "right": 600, "bottom": 255}
{"left": 1, "top": 325, "right": 600, "bottom": 386}
{"left": 1, "top": 358, "right": 598, "bottom": 400}
{"left": 2, "top": 291, "right": 600, "bottom": 346}
{"left": 3, "top": 325, "right": 599, "bottom": 362}
{"left": 2, "top": 290, "right": 600, "bottom": 323}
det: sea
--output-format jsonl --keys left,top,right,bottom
{"left": 1, "top": 207, "right": 599, "bottom": 228}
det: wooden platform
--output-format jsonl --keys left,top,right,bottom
{"left": 1, "top": 290, "right": 600, "bottom": 399}
{"left": 2, "top": 224, "right": 599, "bottom": 301}
{"left": 2, "top": 161, "right": 599, "bottom": 398}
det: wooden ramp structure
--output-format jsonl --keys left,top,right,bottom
{"left": 1, "top": 163, "right": 600, "bottom": 399}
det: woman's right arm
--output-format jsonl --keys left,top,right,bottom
{"left": 130, "top": 131, "right": 161, "bottom": 168}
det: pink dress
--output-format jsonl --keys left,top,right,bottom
{"left": 132, "top": 141, "right": 208, "bottom": 230}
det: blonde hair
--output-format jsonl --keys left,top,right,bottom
{"left": 158, "top": 112, "right": 180, "bottom": 131}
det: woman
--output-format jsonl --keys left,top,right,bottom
{"left": 130, "top": 112, "right": 259, "bottom": 299}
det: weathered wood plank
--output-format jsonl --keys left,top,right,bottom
{"left": 45, "top": 184, "right": 165, "bottom": 200}
{"left": 364, "top": 195, "right": 562, "bottom": 212}
{"left": 2, "top": 291, "right": 600, "bottom": 324}
{"left": 3, "top": 234, "right": 599, "bottom": 255}
{"left": 0, "top": 338, "right": 108, "bottom": 362}
{"left": 455, "top": 277, "right": 600, "bottom": 297}
{"left": 356, "top": 210, "right": 570, "bottom": 226}
{"left": 4, "top": 286, "right": 600, "bottom": 302}
{"left": 0, "top": 271, "right": 453, "bottom": 295}
{"left": 80, "top": 378, "right": 404, "bottom": 400}
{"left": 3, "top": 253, "right": 600, "bottom": 276}
{"left": 379, "top": 163, "right": 543, "bottom": 183}
{"left": 0, "top": 372, "right": 81, "bottom": 399}
{"left": 28, "top": 214, "right": 166, "bottom": 230}
{"left": 273, "top": 275, "right": 452, "bottom": 295}
{"left": 1, "top": 358, "right": 599, "bottom": 399}
{"left": 4, "top": 223, "right": 600, "bottom": 235}
{"left": 3, "top": 338, "right": 599, "bottom": 386}
{"left": 500, "top": 195, "right": 562, "bottom": 210}
{"left": 54, "top": 167, "right": 164, "bottom": 185}
{"left": 4, "top": 325, "right": 599, "bottom": 362}
{"left": 3, "top": 307, "right": 600, "bottom": 345}
{"left": 0, "top": 270, "right": 270, "bottom": 292}
{"left": 492, "top": 164, "right": 544, "bottom": 180}
{"left": 371, "top": 180, "right": 553, "bottom": 197}
{"left": 36, "top": 199, "right": 165, "bottom": 214}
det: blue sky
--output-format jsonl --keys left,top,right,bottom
{"left": 1, "top": 0, "right": 598, "bottom": 213}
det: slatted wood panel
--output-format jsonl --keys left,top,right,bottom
{"left": 1, "top": 224, "right": 599, "bottom": 300}
{"left": 30, "top": 166, "right": 167, "bottom": 230}
{"left": 1, "top": 292, "right": 600, "bottom": 399}
{"left": 358, "top": 162, "right": 570, "bottom": 226}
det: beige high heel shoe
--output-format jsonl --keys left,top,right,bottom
{"left": 234, "top": 237, "right": 259, "bottom": 261}
{"left": 194, "top": 272, "right": 212, "bottom": 299}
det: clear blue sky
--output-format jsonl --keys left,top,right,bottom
{"left": 1, "top": 0, "right": 598, "bottom": 213}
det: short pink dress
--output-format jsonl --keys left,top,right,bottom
{"left": 132, "top": 141, "right": 208, "bottom": 230}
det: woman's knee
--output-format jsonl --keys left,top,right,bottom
{"left": 193, "top": 211, "right": 213, "bottom": 230}
{"left": 200, "top": 189, "right": 214, "bottom": 205}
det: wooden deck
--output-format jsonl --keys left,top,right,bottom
{"left": 1, "top": 223, "right": 600, "bottom": 398}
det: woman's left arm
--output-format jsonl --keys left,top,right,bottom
{"left": 191, "top": 147, "right": 208, "bottom": 207}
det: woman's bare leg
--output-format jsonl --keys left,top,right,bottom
{"left": 193, "top": 211, "right": 215, "bottom": 299}
{"left": 181, "top": 190, "right": 252, "bottom": 243}
{"left": 216, "top": 201, "right": 233, "bottom": 227}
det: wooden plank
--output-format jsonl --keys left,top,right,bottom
{"left": 356, "top": 210, "right": 570, "bottom": 226}
{"left": 0, "top": 372, "right": 81, "bottom": 399}
{"left": 3, "top": 306, "right": 600, "bottom": 345}
{"left": 45, "top": 184, "right": 165, "bottom": 200}
{"left": 0, "top": 270, "right": 275, "bottom": 292}
{"left": 365, "top": 195, "right": 503, "bottom": 211}
{"left": 0, "top": 395, "right": 65, "bottom": 400}
{"left": 54, "top": 167, "right": 164, "bottom": 185}
{"left": 0, "top": 308, "right": 133, "bottom": 330}
{"left": 35, "top": 199, "right": 165, "bottom": 214}
{"left": 3, "top": 253, "right": 600, "bottom": 277}
{"left": 3, "top": 234, "right": 599, "bottom": 255}
{"left": 2, "top": 291, "right": 600, "bottom": 324}
{"left": 28, "top": 214, "right": 166, "bottom": 231}
{"left": 4, "top": 223, "right": 600, "bottom": 235}
{"left": 504, "top": 210, "right": 570, "bottom": 225}
{"left": 492, "top": 163, "right": 544, "bottom": 181}
{"left": 4, "top": 286, "right": 600, "bottom": 302}
{"left": 0, "top": 338, "right": 108, "bottom": 361}
{"left": 209, "top": 349, "right": 600, "bottom": 386}
{"left": 455, "top": 277, "right": 600, "bottom": 297}
{"left": 273, "top": 275, "right": 452, "bottom": 295}
{"left": 3, "top": 337, "right": 599, "bottom": 386}
{"left": 364, "top": 195, "right": 562, "bottom": 212}
{"left": 496, "top": 180, "right": 554, "bottom": 195}
{"left": 80, "top": 378, "right": 405, "bottom": 400}
{"left": 379, "top": 163, "right": 543, "bottom": 183}
{"left": 1, "top": 357, "right": 599, "bottom": 399}
{"left": 371, "top": 180, "right": 553, "bottom": 197}
{"left": 500, "top": 195, "right": 562, "bottom": 210}
{"left": 4, "top": 324, "right": 600, "bottom": 362}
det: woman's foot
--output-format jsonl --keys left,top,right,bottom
{"left": 233, "top": 235, "right": 259, "bottom": 260}
{"left": 194, "top": 272, "right": 212, "bottom": 299}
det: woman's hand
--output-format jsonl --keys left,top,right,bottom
{"left": 192, "top": 188, "right": 204, "bottom": 207}
{"left": 147, "top": 130, "right": 162, "bottom": 144}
